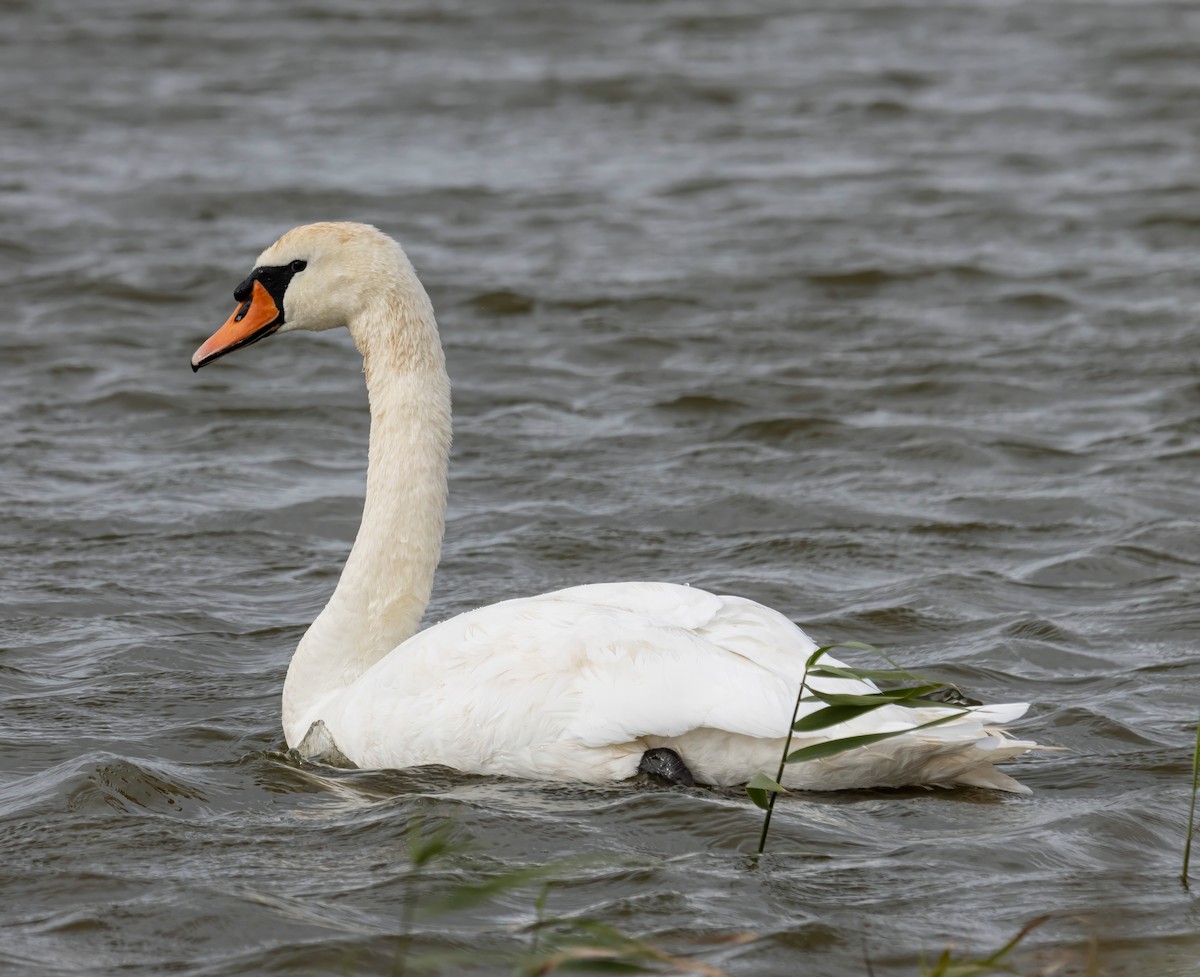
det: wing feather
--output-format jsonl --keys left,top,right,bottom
{"left": 319, "top": 581, "right": 1034, "bottom": 789}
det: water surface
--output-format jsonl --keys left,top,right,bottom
{"left": 2, "top": 1, "right": 1199, "bottom": 974}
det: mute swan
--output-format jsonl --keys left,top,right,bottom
{"left": 191, "top": 222, "right": 1038, "bottom": 792}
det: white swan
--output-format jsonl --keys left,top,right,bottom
{"left": 192, "top": 222, "right": 1038, "bottom": 792}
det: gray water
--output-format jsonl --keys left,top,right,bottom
{"left": 2, "top": 1, "right": 1199, "bottom": 974}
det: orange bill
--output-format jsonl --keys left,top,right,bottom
{"left": 191, "top": 279, "right": 284, "bottom": 371}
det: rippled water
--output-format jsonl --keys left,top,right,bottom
{"left": 3, "top": 1, "right": 1199, "bottom": 974}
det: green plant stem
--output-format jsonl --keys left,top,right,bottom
{"left": 756, "top": 663, "right": 812, "bottom": 856}
{"left": 394, "top": 865, "right": 417, "bottom": 977}
{"left": 1183, "top": 713, "right": 1200, "bottom": 887}
{"left": 531, "top": 881, "right": 551, "bottom": 956}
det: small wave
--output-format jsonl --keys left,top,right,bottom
{"left": 1000, "top": 616, "right": 1079, "bottom": 645}
{"left": 727, "top": 416, "right": 845, "bottom": 445}
{"left": 0, "top": 754, "right": 210, "bottom": 821}
{"left": 470, "top": 289, "right": 535, "bottom": 315}
{"left": 653, "top": 394, "right": 749, "bottom": 414}
{"left": 1019, "top": 545, "right": 1183, "bottom": 590}
{"left": 805, "top": 264, "right": 998, "bottom": 290}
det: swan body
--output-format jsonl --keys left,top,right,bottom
{"left": 193, "top": 222, "right": 1039, "bottom": 793}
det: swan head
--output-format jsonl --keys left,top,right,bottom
{"left": 191, "top": 222, "right": 411, "bottom": 371}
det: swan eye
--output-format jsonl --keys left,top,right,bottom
{"left": 290, "top": 259, "right": 307, "bottom": 273}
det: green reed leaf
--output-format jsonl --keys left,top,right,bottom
{"left": 807, "top": 664, "right": 928, "bottom": 683}
{"left": 808, "top": 683, "right": 946, "bottom": 708}
{"left": 803, "top": 641, "right": 876, "bottom": 669}
{"left": 814, "top": 641, "right": 877, "bottom": 654}
{"left": 753, "top": 640, "right": 910, "bottom": 856}
{"left": 744, "top": 772, "right": 787, "bottom": 811}
{"left": 791, "top": 703, "right": 883, "bottom": 732}
{"left": 785, "top": 711, "right": 968, "bottom": 764}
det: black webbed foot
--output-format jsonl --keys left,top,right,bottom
{"left": 637, "top": 748, "right": 695, "bottom": 787}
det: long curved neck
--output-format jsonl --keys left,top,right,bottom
{"left": 282, "top": 281, "right": 452, "bottom": 746}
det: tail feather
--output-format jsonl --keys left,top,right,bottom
{"left": 819, "top": 702, "right": 1041, "bottom": 792}
{"left": 953, "top": 765, "right": 1032, "bottom": 794}
{"left": 914, "top": 733, "right": 1040, "bottom": 791}
{"left": 670, "top": 699, "right": 1045, "bottom": 791}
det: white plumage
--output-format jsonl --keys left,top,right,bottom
{"left": 193, "top": 222, "right": 1039, "bottom": 793}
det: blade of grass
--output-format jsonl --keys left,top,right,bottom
{"left": 977, "top": 914, "right": 1051, "bottom": 966}
{"left": 785, "top": 711, "right": 968, "bottom": 764}
{"left": 524, "top": 919, "right": 737, "bottom": 977}
{"left": 790, "top": 686, "right": 953, "bottom": 734}
{"left": 422, "top": 865, "right": 555, "bottom": 914}
{"left": 917, "top": 914, "right": 1052, "bottom": 976}
{"left": 808, "top": 664, "right": 930, "bottom": 683}
{"left": 820, "top": 641, "right": 878, "bottom": 652}
{"left": 806, "top": 684, "right": 947, "bottom": 708}
{"left": 752, "top": 644, "right": 837, "bottom": 854}
{"left": 395, "top": 819, "right": 453, "bottom": 977}
{"left": 1183, "top": 712, "right": 1200, "bottom": 887}
{"left": 531, "top": 881, "right": 551, "bottom": 956}
{"left": 422, "top": 854, "right": 606, "bottom": 916}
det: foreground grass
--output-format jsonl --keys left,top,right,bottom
{"left": 359, "top": 822, "right": 1106, "bottom": 977}
{"left": 1183, "top": 711, "right": 1200, "bottom": 887}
